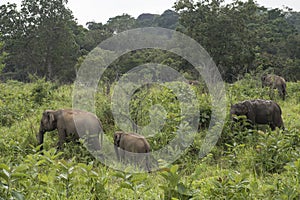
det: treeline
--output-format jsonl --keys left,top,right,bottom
{"left": 0, "top": 0, "right": 299, "bottom": 83}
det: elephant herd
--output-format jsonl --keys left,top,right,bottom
{"left": 37, "top": 74, "right": 286, "bottom": 172}
{"left": 231, "top": 74, "right": 286, "bottom": 130}
{"left": 37, "top": 109, "right": 151, "bottom": 171}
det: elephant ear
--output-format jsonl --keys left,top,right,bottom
{"left": 243, "top": 101, "right": 252, "bottom": 113}
{"left": 114, "top": 132, "right": 122, "bottom": 146}
{"left": 243, "top": 101, "right": 255, "bottom": 121}
{"left": 46, "top": 110, "right": 56, "bottom": 125}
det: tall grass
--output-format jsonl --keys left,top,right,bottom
{"left": 0, "top": 77, "right": 299, "bottom": 199}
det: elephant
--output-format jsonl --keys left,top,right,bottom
{"left": 113, "top": 131, "right": 151, "bottom": 172}
{"left": 37, "top": 109, "right": 103, "bottom": 152}
{"left": 261, "top": 74, "right": 287, "bottom": 100}
{"left": 230, "top": 99, "right": 284, "bottom": 130}
{"left": 187, "top": 80, "right": 200, "bottom": 86}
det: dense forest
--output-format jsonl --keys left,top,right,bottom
{"left": 0, "top": 0, "right": 299, "bottom": 83}
{"left": 0, "top": 0, "right": 300, "bottom": 199}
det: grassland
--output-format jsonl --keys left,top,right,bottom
{"left": 0, "top": 76, "right": 299, "bottom": 199}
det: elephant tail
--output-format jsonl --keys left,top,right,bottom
{"left": 282, "top": 82, "right": 287, "bottom": 98}
{"left": 274, "top": 102, "right": 284, "bottom": 129}
{"left": 141, "top": 139, "right": 151, "bottom": 172}
{"left": 274, "top": 102, "right": 282, "bottom": 115}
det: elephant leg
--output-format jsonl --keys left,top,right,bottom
{"left": 146, "top": 155, "right": 151, "bottom": 173}
{"left": 57, "top": 129, "right": 67, "bottom": 150}
{"left": 114, "top": 146, "right": 120, "bottom": 161}
{"left": 120, "top": 149, "right": 125, "bottom": 163}
{"left": 269, "top": 123, "right": 276, "bottom": 131}
{"left": 86, "top": 133, "right": 101, "bottom": 152}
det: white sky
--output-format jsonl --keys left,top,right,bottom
{"left": 1, "top": 0, "right": 300, "bottom": 26}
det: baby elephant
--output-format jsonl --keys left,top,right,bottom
{"left": 230, "top": 99, "right": 284, "bottom": 130}
{"left": 114, "top": 131, "right": 151, "bottom": 172}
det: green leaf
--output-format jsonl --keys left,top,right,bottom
{"left": 160, "top": 172, "right": 170, "bottom": 180}
{"left": 11, "top": 190, "right": 24, "bottom": 200}
{"left": 170, "top": 165, "right": 179, "bottom": 175}
{"left": 0, "top": 169, "right": 10, "bottom": 182}
{"left": 68, "top": 166, "right": 75, "bottom": 174}
{"left": 38, "top": 174, "right": 49, "bottom": 184}
{"left": 0, "top": 164, "right": 9, "bottom": 171}
{"left": 119, "top": 182, "right": 134, "bottom": 191}
{"left": 125, "top": 173, "right": 132, "bottom": 180}
{"left": 58, "top": 173, "right": 68, "bottom": 180}
{"left": 13, "top": 165, "right": 28, "bottom": 172}
{"left": 113, "top": 172, "right": 125, "bottom": 179}
{"left": 11, "top": 173, "right": 28, "bottom": 180}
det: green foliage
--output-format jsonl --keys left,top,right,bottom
{"left": 0, "top": 40, "right": 6, "bottom": 73}
{"left": 159, "top": 165, "right": 194, "bottom": 199}
{"left": 175, "top": 0, "right": 300, "bottom": 82}
{"left": 0, "top": 0, "right": 79, "bottom": 82}
{"left": 254, "top": 128, "right": 300, "bottom": 174}
{"left": 0, "top": 75, "right": 299, "bottom": 198}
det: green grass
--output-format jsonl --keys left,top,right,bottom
{"left": 0, "top": 76, "right": 299, "bottom": 199}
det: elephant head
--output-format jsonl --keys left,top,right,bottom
{"left": 38, "top": 110, "right": 58, "bottom": 149}
{"left": 230, "top": 103, "right": 247, "bottom": 116}
{"left": 113, "top": 131, "right": 122, "bottom": 160}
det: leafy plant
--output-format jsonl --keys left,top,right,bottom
{"left": 159, "top": 165, "right": 194, "bottom": 199}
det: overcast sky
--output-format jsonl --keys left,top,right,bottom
{"left": 2, "top": 0, "right": 300, "bottom": 26}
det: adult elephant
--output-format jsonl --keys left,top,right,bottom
{"left": 114, "top": 131, "right": 151, "bottom": 172}
{"left": 261, "top": 74, "right": 287, "bottom": 100}
{"left": 230, "top": 99, "right": 284, "bottom": 130}
{"left": 37, "top": 109, "right": 103, "bottom": 152}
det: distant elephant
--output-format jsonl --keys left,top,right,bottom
{"left": 37, "top": 109, "right": 103, "bottom": 152}
{"left": 114, "top": 131, "right": 151, "bottom": 172}
{"left": 230, "top": 99, "right": 284, "bottom": 130}
{"left": 261, "top": 74, "right": 287, "bottom": 100}
{"left": 187, "top": 80, "right": 200, "bottom": 86}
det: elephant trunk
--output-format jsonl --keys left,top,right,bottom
{"left": 37, "top": 125, "right": 45, "bottom": 151}
{"left": 114, "top": 145, "right": 120, "bottom": 161}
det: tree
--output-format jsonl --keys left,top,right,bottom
{"left": 136, "top": 13, "right": 159, "bottom": 27}
{"left": 175, "top": 0, "right": 257, "bottom": 82}
{"left": 251, "top": 7, "right": 299, "bottom": 80}
{"left": 155, "top": 10, "right": 179, "bottom": 29}
{"left": 287, "top": 11, "right": 300, "bottom": 32}
{"left": 175, "top": 0, "right": 300, "bottom": 82}
{"left": 80, "top": 22, "right": 113, "bottom": 52}
{"left": 0, "top": 40, "right": 7, "bottom": 73}
{"left": 106, "top": 14, "right": 136, "bottom": 34}
{"left": 0, "top": 0, "right": 80, "bottom": 82}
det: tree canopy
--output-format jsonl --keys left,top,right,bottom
{"left": 0, "top": 0, "right": 299, "bottom": 83}
{"left": 175, "top": 0, "right": 300, "bottom": 82}
{"left": 0, "top": 0, "right": 79, "bottom": 82}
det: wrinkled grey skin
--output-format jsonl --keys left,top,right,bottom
{"left": 38, "top": 109, "right": 103, "bottom": 151}
{"left": 114, "top": 131, "right": 151, "bottom": 172}
{"left": 261, "top": 74, "right": 287, "bottom": 100}
{"left": 230, "top": 99, "right": 284, "bottom": 130}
